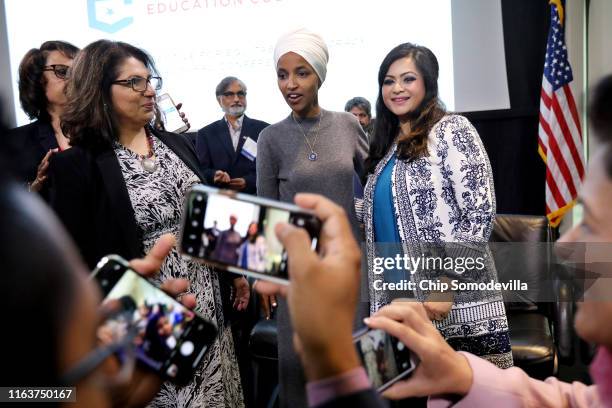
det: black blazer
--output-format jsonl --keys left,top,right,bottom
{"left": 48, "top": 129, "right": 205, "bottom": 270}
{"left": 4, "top": 120, "right": 57, "bottom": 185}
{"left": 195, "top": 115, "right": 269, "bottom": 195}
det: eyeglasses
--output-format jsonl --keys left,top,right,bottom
{"left": 43, "top": 64, "right": 70, "bottom": 80}
{"left": 221, "top": 91, "right": 246, "bottom": 98}
{"left": 112, "top": 76, "right": 162, "bottom": 92}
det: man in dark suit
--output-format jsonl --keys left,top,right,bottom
{"left": 196, "top": 76, "right": 269, "bottom": 195}
{"left": 197, "top": 79, "right": 268, "bottom": 407}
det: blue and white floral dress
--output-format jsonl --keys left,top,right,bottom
{"left": 363, "top": 114, "right": 513, "bottom": 368}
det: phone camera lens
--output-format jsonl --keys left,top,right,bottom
{"left": 196, "top": 195, "right": 203, "bottom": 202}
{"left": 187, "top": 247, "right": 194, "bottom": 254}
{"left": 181, "top": 341, "right": 195, "bottom": 356}
{"left": 166, "top": 364, "right": 178, "bottom": 378}
{"left": 194, "top": 207, "right": 201, "bottom": 214}
{"left": 189, "top": 234, "right": 197, "bottom": 240}
{"left": 296, "top": 218, "right": 305, "bottom": 227}
{"left": 397, "top": 342, "right": 405, "bottom": 351}
{"left": 191, "top": 220, "right": 198, "bottom": 227}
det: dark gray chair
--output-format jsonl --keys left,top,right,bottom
{"left": 490, "top": 214, "right": 575, "bottom": 379}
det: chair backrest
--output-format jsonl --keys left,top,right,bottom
{"left": 489, "top": 214, "right": 553, "bottom": 312}
{"left": 491, "top": 215, "right": 553, "bottom": 243}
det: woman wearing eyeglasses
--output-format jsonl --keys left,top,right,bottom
{"left": 5, "top": 41, "right": 78, "bottom": 194}
{"left": 6, "top": 41, "right": 189, "bottom": 196}
{"left": 48, "top": 40, "right": 246, "bottom": 408}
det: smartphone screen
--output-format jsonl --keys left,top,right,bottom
{"left": 157, "top": 93, "right": 188, "bottom": 134}
{"left": 92, "top": 256, "right": 218, "bottom": 384}
{"left": 180, "top": 185, "right": 321, "bottom": 284}
{"left": 353, "top": 328, "right": 418, "bottom": 392}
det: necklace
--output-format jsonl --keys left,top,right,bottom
{"left": 292, "top": 111, "right": 323, "bottom": 161}
{"left": 137, "top": 132, "right": 158, "bottom": 173}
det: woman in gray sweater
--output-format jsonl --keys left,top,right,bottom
{"left": 256, "top": 28, "right": 368, "bottom": 408}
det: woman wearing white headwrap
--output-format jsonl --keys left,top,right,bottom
{"left": 256, "top": 28, "right": 369, "bottom": 408}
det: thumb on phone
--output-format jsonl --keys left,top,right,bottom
{"left": 274, "top": 222, "right": 316, "bottom": 281}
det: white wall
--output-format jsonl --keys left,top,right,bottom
{"left": 0, "top": 0, "right": 16, "bottom": 127}
{"left": 589, "top": 0, "right": 612, "bottom": 85}
{"left": 562, "top": 0, "right": 612, "bottom": 232}
{"left": 452, "top": 0, "right": 510, "bottom": 112}
{"left": 588, "top": 0, "right": 612, "bottom": 159}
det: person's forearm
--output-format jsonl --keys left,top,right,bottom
{"left": 430, "top": 352, "right": 598, "bottom": 408}
{"left": 301, "top": 336, "right": 361, "bottom": 381}
{"left": 307, "top": 367, "right": 378, "bottom": 408}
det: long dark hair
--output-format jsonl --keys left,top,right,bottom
{"left": 18, "top": 41, "right": 79, "bottom": 121}
{"left": 365, "top": 43, "right": 446, "bottom": 175}
{"left": 62, "top": 40, "right": 160, "bottom": 150}
{"left": 246, "top": 221, "right": 259, "bottom": 243}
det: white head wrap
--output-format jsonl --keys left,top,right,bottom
{"left": 274, "top": 28, "right": 329, "bottom": 85}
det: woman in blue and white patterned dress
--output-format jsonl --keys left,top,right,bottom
{"left": 362, "top": 43, "right": 513, "bottom": 368}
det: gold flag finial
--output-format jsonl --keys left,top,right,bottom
{"left": 550, "top": 0, "right": 565, "bottom": 25}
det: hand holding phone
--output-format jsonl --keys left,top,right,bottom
{"left": 252, "top": 193, "right": 363, "bottom": 382}
{"left": 157, "top": 93, "right": 189, "bottom": 134}
{"left": 180, "top": 185, "right": 321, "bottom": 285}
{"left": 365, "top": 302, "right": 473, "bottom": 399}
{"left": 91, "top": 255, "right": 217, "bottom": 384}
{"left": 353, "top": 328, "right": 418, "bottom": 392}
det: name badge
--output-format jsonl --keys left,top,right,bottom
{"left": 241, "top": 136, "right": 257, "bottom": 161}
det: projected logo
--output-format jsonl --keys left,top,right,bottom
{"left": 88, "top": 0, "right": 134, "bottom": 33}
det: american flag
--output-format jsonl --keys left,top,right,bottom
{"left": 538, "top": 0, "right": 584, "bottom": 227}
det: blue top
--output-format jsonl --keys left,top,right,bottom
{"left": 373, "top": 156, "right": 401, "bottom": 243}
{"left": 373, "top": 156, "right": 409, "bottom": 288}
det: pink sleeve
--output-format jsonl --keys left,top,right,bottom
{"left": 428, "top": 352, "right": 601, "bottom": 408}
{"left": 306, "top": 367, "right": 371, "bottom": 407}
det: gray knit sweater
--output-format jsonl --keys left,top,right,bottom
{"left": 256, "top": 109, "right": 368, "bottom": 408}
{"left": 256, "top": 109, "right": 368, "bottom": 231}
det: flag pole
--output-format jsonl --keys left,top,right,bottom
{"left": 568, "top": 0, "right": 590, "bottom": 230}
{"left": 583, "top": 0, "right": 590, "bottom": 162}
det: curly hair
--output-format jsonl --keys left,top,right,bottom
{"left": 17, "top": 41, "right": 79, "bottom": 121}
{"left": 61, "top": 40, "right": 160, "bottom": 150}
{"left": 365, "top": 43, "right": 446, "bottom": 175}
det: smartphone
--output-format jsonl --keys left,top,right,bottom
{"left": 353, "top": 328, "right": 419, "bottom": 392}
{"left": 157, "top": 93, "right": 189, "bottom": 134}
{"left": 91, "top": 255, "right": 218, "bottom": 384}
{"left": 179, "top": 185, "right": 321, "bottom": 285}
